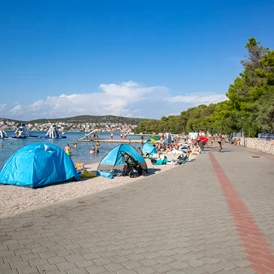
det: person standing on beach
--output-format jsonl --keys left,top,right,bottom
{"left": 110, "top": 133, "right": 113, "bottom": 139}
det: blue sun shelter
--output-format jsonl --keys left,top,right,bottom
{"left": 0, "top": 142, "right": 79, "bottom": 188}
{"left": 97, "top": 144, "right": 147, "bottom": 179}
{"left": 142, "top": 143, "right": 157, "bottom": 157}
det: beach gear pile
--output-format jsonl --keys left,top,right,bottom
{"left": 97, "top": 144, "right": 148, "bottom": 179}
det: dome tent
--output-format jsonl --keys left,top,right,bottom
{"left": 0, "top": 142, "right": 79, "bottom": 188}
{"left": 142, "top": 143, "right": 157, "bottom": 157}
{"left": 97, "top": 144, "right": 147, "bottom": 179}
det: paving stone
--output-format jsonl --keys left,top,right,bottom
{"left": 85, "top": 265, "right": 106, "bottom": 274}
{"left": 169, "top": 261, "right": 189, "bottom": 270}
{"left": 109, "top": 255, "right": 129, "bottom": 264}
{"left": 183, "top": 266, "right": 207, "bottom": 274}
{"left": 16, "top": 265, "right": 39, "bottom": 274}
{"left": 66, "top": 268, "right": 89, "bottom": 274}
{"left": 116, "top": 270, "right": 138, "bottom": 274}
{"left": 122, "top": 261, "right": 142, "bottom": 270}
{"left": 74, "top": 259, "right": 95, "bottom": 268}
{"left": 56, "top": 261, "right": 76, "bottom": 271}
{"left": 37, "top": 263, "right": 59, "bottom": 273}
{"left": 152, "top": 263, "right": 174, "bottom": 273}
{"left": 134, "top": 265, "right": 156, "bottom": 274}
{"left": 0, "top": 263, "right": 13, "bottom": 273}
{"left": 202, "top": 264, "right": 224, "bottom": 273}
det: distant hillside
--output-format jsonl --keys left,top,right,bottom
{"left": 0, "top": 115, "right": 149, "bottom": 125}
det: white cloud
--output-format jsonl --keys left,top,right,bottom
{"left": 5, "top": 82, "right": 227, "bottom": 120}
{"left": 165, "top": 93, "right": 227, "bottom": 104}
{"left": 7, "top": 81, "right": 169, "bottom": 120}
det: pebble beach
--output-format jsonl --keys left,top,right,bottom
{"left": 0, "top": 154, "right": 193, "bottom": 218}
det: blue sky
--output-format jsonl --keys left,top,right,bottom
{"left": 1, "top": 0, "right": 274, "bottom": 120}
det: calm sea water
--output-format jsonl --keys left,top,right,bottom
{"left": 0, "top": 131, "right": 143, "bottom": 169}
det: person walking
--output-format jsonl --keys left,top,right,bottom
{"left": 217, "top": 134, "right": 223, "bottom": 152}
{"left": 211, "top": 134, "right": 215, "bottom": 147}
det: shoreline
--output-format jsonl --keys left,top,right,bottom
{"left": 0, "top": 154, "right": 194, "bottom": 218}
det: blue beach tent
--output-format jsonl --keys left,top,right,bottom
{"left": 0, "top": 142, "right": 79, "bottom": 188}
{"left": 142, "top": 143, "right": 157, "bottom": 157}
{"left": 97, "top": 144, "right": 147, "bottom": 179}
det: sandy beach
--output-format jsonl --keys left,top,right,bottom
{"left": 0, "top": 153, "right": 195, "bottom": 218}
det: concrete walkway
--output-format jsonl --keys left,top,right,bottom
{"left": 1, "top": 144, "right": 274, "bottom": 274}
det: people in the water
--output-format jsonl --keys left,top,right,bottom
{"left": 90, "top": 145, "right": 96, "bottom": 154}
{"left": 64, "top": 144, "right": 71, "bottom": 156}
{"left": 95, "top": 141, "right": 100, "bottom": 153}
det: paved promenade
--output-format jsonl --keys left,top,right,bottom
{"left": 1, "top": 144, "right": 274, "bottom": 274}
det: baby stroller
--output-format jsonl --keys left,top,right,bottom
{"left": 176, "top": 154, "right": 188, "bottom": 165}
{"left": 121, "top": 152, "right": 146, "bottom": 178}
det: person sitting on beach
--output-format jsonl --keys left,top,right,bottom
{"left": 186, "top": 146, "right": 192, "bottom": 156}
{"left": 193, "top": 143, "right": 201, "bottom": 154}
{"left": 75, "top": 161, "right": 84, "bottom": 171}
